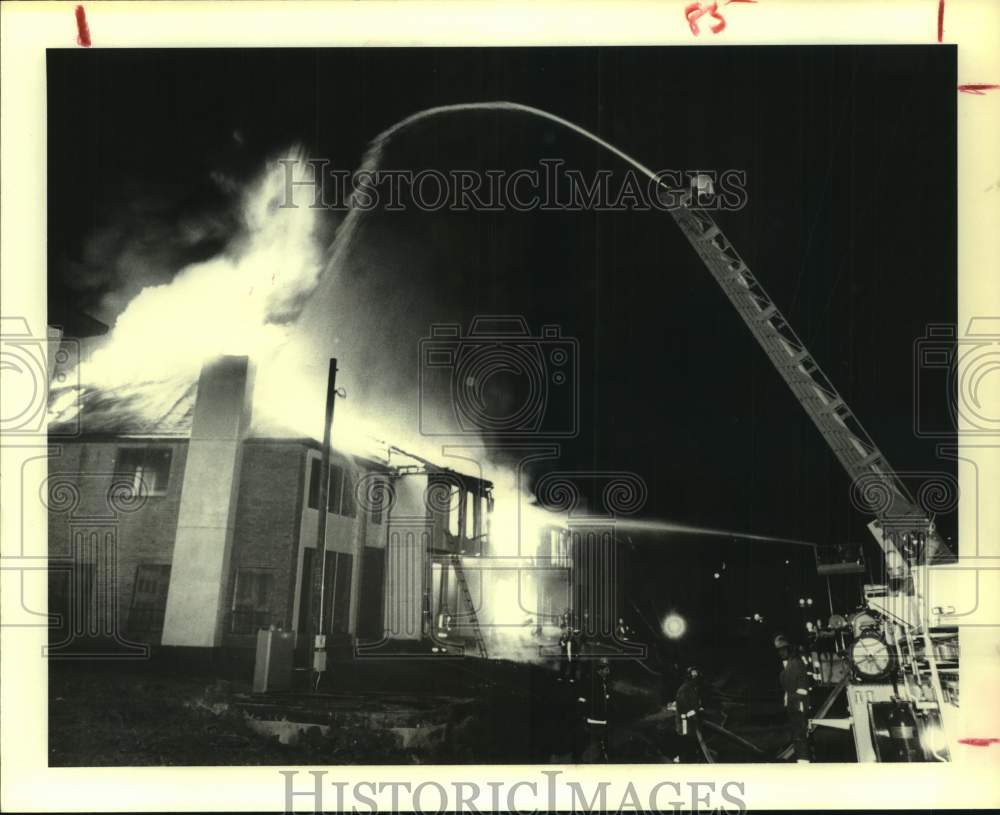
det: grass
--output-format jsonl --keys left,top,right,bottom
{"left": 48, "top": 664, "right": 413, "bottom": 766}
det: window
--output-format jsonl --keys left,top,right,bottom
{"left": 464, "top": 491, "right": 474, "bottom": 539}
{"left": 116, "top": 447, "right": 172, "bottom": 496}
{"left": 330, "top": 552, "right": 353, "bottom": 634}
{"left": 306, "top": 459, "right": 357, "bottom": 518}
{"left": 308, "top": 459, "right": 321, "bottom": 509}
{"left": 545, "top": 529, "right": 570, "bottom": 567}
{"left": 368, "top": 475, "right": 387, "bottom": 525}
{"left": 341, "top": 467, "right": 357, "bottom": 518}
{"left": 328, "top": 464, "right": 345, "bottom": 513}
{"left": 447, "top": 484, "right": 461, "bottom": 537}
{"left": 230, "top": 568, "right": 275, "bottom": 634}
{"left": 296, "top": 550, "right": 353, "bottom": 636}
{"left": 128, "top": 564, "right": 171, "bottom": 633}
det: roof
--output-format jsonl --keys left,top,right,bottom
{"left": 46, "top": 378, "right": 394, "bottom": 473}
{"left": 48, "top": 378, "right": 197, "bottom": 437}
{"left": 47, "top": 300, "right": 109, "bottom": 340}
{"left": 46, "top": 379, "right": 487, "bottom": 483}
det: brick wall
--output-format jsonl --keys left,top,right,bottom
{"left": 46, "top": 437, "right": 394, "bottom": 652}
{"left": 223, "top": 440, "right": 306, "bottom": 647}
{"left": 47, "top": 439, "right": 188, "bottom": 645}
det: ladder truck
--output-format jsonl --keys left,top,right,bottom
{"left": 669, "top": 179, "right": 959, "bottom": 762}
{"left": 351, "top": 100, "right": 967, "bottom": 759}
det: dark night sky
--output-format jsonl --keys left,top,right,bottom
{"left": 48, "top": 46, "right": 957, "bottom": 651}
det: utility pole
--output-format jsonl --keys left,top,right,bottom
{"left": 310, "top": 358, "right": 339, "bottom": 686}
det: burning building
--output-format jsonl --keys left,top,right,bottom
{"left": 46, "top": 355, "right": 497, "bottom": 665}
{"left": 41, "top": 143, "right": 588, "bottom": 670}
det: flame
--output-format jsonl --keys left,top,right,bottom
{"left": 74, "top": 146, "right": 323, "bottom": 392}
{"left": 51, "top": 140, "right": 572, "bottom": 664}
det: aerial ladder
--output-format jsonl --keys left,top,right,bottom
{"left": 667, "top": 180, "right": 958, "bottom": 762}
{"left": 356, "top": 102, "right": 964, "bottom": 758}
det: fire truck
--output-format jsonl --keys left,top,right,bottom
{"left": 670, "top": 177, "right": 959, "bottom": 762}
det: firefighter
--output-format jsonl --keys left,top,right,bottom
{"left": 573, "top": 657, "right": 611, "bottom": 762}
{"left": 557, "top": 611, "right": 579, "bottom": 683}
{"left": 775, "top": 634, "right": 812, "bottom": 762}
{"left": 617, "top": 616, "right": 638, "bottom": 644}
{"left": 673, "top": 665, "right": 704, "bottom": 762}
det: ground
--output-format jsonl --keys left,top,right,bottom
{"left": 48, "top": 665, "right": 408, "bottom": 766}
{"left": 48, "top": 655, "right": 852, "bottom": 766}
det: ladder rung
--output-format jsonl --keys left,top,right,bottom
{"left": 755, "top": 304, "right": 777, "bottom": 322}
{"left": 450, "top": 553, "right": 488, "bottom": 659}
{"left": 822, "top": 399, "right": 847, "bottom": 416}
{"left": 857, "top": 451, "right": 882, "bottom": 469}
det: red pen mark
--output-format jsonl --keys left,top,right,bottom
{"left": 75, "top": 6, "right": 91, "bottom": 47}
{"left": 959, "top": 738, "right": 1000, "bottom": 747}
{"left": 685, "top": 1, "right": 726, "bottom": 35}
{"left": 958, "top": 83, "right": 1000, "bottom": 95}
{"left": 937, "top": 0, "right": 945, "bottom": 42}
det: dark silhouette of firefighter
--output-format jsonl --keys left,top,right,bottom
{"left": 557, "top": 610, "right": 581, "bottom": 684}
{"left": 573, "top": 657, "right": 611, "bottom": 762}
{"left": 775, "top": 634, "right": 812, "bottom": 762}
{"left": 673, "top": 666, "right": 705, "bottom": 762}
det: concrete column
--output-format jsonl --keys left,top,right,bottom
{"left": 161, "top": 356, "right": 253, "bottom": 648}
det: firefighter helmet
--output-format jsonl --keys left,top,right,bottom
{"left": 773, "top": 634, "right": 791, "bottom": 649}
